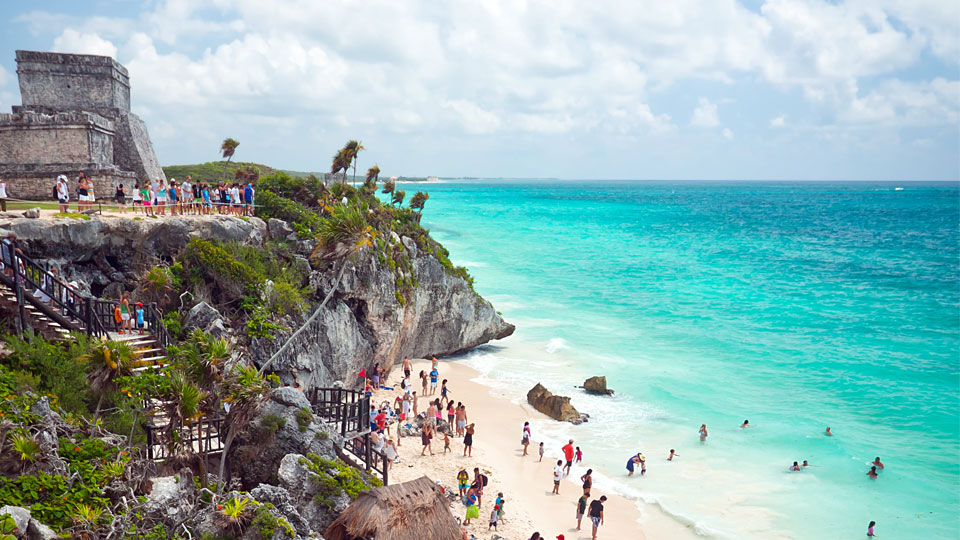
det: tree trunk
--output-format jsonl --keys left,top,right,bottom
{"left": 222, "top": 157, "right": 233, "bottom": 183}
{"left": 258, "top": 256, "right": 353, "bottom": 376}
{"left": 216, "top": 425, "right": 237, "bottom": 494}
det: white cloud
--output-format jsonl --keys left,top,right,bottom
{"left": 770, "top": 115, "right": 787, "bottom": 127}
{"left": 722, "top": 128, "right": 735, "bottom": 140}
{"left": 691, "top": 98, "right": 720, "bottom": 127}
{"left": 52, "top": 29, "right": 117, "bottom": 58}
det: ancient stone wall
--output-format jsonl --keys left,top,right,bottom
{"left": 113, "top": 112, "right": 165, "bottom": 182}
{"left": 16, "top": 50, "right": 130, "bottom": 112}
{"left": 0, "top": 111, "right": 114, "bottom": 165}
{"left": 0, "top": 168, "right": 136, "bottom": 201}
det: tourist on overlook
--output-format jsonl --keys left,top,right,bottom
{"left": 244, "top": 181, "right": 255, "bottom": 216}
{"left": 114, "top": 183, "right": 126, "bottom": 213}
{"left": 56, "top": 175, "right": 70, "bottom": 213}
{"left": 77, "top": 173, "right": 89, "bottom": 213}
{"left": 0, "top": 177, "right": 7, "bottom": 212}
{"left": 155, "top": 179, "right": 167, "bottom": 215}
{"left": 132, "top": 180, "right": 142, "bottom": 213}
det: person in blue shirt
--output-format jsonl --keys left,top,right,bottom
{"left": 201, "top": 184, "right": 211, "bottom": 215}
{"left": 243, "top": 182, "right": 254, "bottom": 216}
{"left": 135, "top": 302, "right": 145, "bottom": 334}
{"left": 429, "top": 368, "right": 439, "bottom": 395}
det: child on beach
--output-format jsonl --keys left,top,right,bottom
{"left": 576, "top": 494, "right": 589, "bottom": 530}
{"left": 552, "top": 460, "right": 563, "bottom": 494}
{"left": 463, "top": 489, "right": 479, "bottom": 525}
{"left": 457, "top": 469, "right": 470, "bottom": 498}
{"left": 668, "top": 449, "right": 678, "bottom": 461}
{"left": 867, "top": 520, "right": 876, "bottom": 537}
{"left": 443, "top": 431, "right": 451, "bottom": 454}
{"left": 575, "top": 446, "right": 583, "bottom": 463}
{"left": 538, "top": 442, "right": 544, "bottom": 462}
{"left": 495, "top": 493, "right": 505, "bottom": 521}
{"left": 488, "top": 505, "right": 499, "bottom": 530}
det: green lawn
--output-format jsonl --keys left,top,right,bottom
{"left": 6, "top": 200, "right": 61, "bottom": 211}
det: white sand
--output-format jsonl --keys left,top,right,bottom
{"left": 373, "top": 359, "right": 700, "bottom": 540}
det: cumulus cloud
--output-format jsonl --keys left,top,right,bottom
{"left": 770, "top": 115, "right": 787, "bottom": 127}
{"left": 722, "top": 128, "right": 735, "bottom": 140}
{"left": 52, "top": 28, "right": 117, "bottom": 58}
{"left": 691, "top": 98, "right": 720, "bottom": 128}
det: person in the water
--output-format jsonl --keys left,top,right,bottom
{"left": 866, "top": 466, "right": 878, "bottom": 479}
{"left": 790, "top": 461, "right": 801, "bottom": 472}
{"left": 825, "top": 426, "right": 833, "bottom": 436}
{"left": 740, "top": 419, "right": 750, "bottom": 428}
{"left": 872, "top": 457, "right": 884, "bottom": 470}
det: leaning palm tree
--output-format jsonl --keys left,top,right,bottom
{"left": 217, "top": 365, "right": 268, "bottom": 492}
{"left": 391, "top": 189, "right": 405, "bottom": 207}
{"left": 258, "top": 205, "right": 376, "bottom": 377}
{"left": 330, "top": 149, "right": 350, "bottom": 185}
{"left": 409, "top": 191, "right": 429, "bottom": 219}
{"left": 220, "top": 138, "right": 240, "bottom": 182}
{"left": 381, "top": 179, "right": 395, "bottom": 200}
{"left": 362, "top": 165, "right": 380, "bottom": 195}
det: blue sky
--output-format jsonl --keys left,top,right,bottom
{"left": 1, "top": 0, "right": 957, "bottom": 180}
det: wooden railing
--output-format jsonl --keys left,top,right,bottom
{"left": 344, "top": 433, "right": 389, "bottom": 485}
{"left": 308, "top": 387, "right": 370, "bottom": 437}
{"left": 144, "top": 415, "right": 225, "bottom": 461}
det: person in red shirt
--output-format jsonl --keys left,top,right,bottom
{"left": 562, "top": 439, "right": 575, "bottom": 476}
{"left": 374, "top": 410, "right": 387, "bottom": 432}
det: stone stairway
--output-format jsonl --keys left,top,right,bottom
{"left": 0, "top": 280, "right": 74, "bottom": 341}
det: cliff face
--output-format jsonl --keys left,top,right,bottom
{"left": 0, "top": 215, "right": 513, "bottom": 387}
{"left": 251, "top": 234, "right": 515, "bottom": 388}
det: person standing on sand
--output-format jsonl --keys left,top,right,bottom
{"left": 581, "top": 469, "right": 593, "bottom": 497}
{"left": 442, "top": 431, "right": 451, "bottom": 454}
{"left": 699, "top": 424, "right": 708, "bottom": 441}
{"left": 412, "top": 391, "right": 419, "bottom": 416}
{"left": 402, "top": 356, "right": 412, "bottom": 378}
{"left": 426, "top": 401, "right": 437, "bottom": 428}
{"left": 538, "top": 442, "right": 545, "bottom": 462}
{"left": 522, "top": 422, "right": 532, "bottom": 456}
{"left": 552, "top": 460, "right": 563, "bottom": 494}
{"left": 447, "top": 401, "right": 456, "bottom": 426}
{"left": 562, "top": 439, "right": 575, "bottom": 476}
{"left": 457, "top": 469, "right": 470, "bottom": 498}
{"left": 668, "top": 449, "right": 678, "bottom": 461}
{"left": 589, "top": 495, "right": 606, "bottom": 540}
{"left": 429, "top": 365, "right": 439, "bottom": 395}
{"left": 463, "top": 423, "right": 475, "bottom": 456}
{"left": 440, "top": 379, "right": 451, "bottom": 407}
{"left": 471, "top": 468, "right": 486, "bottom": 507}
{"left": 488, "top": 504, "right": 500, "bottom": 531}
{"left": 456, "top": 403, "right": 467, "bottom": 437}
{"left": 420, "top": 370, "right": 428, "bottom": 395}
{"left": 420, "top": 423, "right": 434, "bottom": 456}
{"left": 576, "top": 493, "right": 589, "bottom": 530}
{"left": 463, "top": 488, "right": 479, "bottom": 525}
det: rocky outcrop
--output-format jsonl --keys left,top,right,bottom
{"left": 182, "top": 301, "right": 229, "bottom": 338}
{"left": 582, "top": 376, "right": 614, "bottom": 395}
{"left": 253, "top": 236, "right": 515, "bottom": 388}
{"left": 527, "top": 383, "right": 583, "bottom": 424}
{"left": 0, "top": 505, "right": 58, "bottom": 540}
{"left": 229, "top": 388, "right": 336, "bottom": 490}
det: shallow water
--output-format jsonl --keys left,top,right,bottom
{"left": 408, "top": 180, "right": 960, "bottom": 540}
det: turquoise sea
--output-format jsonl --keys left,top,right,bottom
{"left": 410, "top": 180, "right": 959, "bottom": 540}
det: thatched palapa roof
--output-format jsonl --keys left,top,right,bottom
{"left": 324, "top": 475, "right": 461, "bottom": 540}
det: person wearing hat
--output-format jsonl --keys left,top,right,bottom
{"left": 135, "top": 302, "right": 145, "bottom": 334}
{"left": 56, "top": 175, "right": 70, "bottom": 213}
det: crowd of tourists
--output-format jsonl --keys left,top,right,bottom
{"left": 53, "top": 174, "right": 256, "bottom": 216}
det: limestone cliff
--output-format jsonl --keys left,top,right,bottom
{"left": 0, "top": 214, "right": 513, "bottom": 387}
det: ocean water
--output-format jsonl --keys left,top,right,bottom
{"left": 406, "top": 180, "right": 960, "bottom": 540}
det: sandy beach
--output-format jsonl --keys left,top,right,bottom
{"left": 373, "top": 358, "right": 700, "bottom": 540}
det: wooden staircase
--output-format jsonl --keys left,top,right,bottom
{"left": 0, "top": 280, "right": 73, "bottom": 341}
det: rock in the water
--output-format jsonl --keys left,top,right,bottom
{"left": 526, "top": 383, "right": 582, "bottom": 424}
{"left": 0, "top": 505, "right": 31, "bottom": 533}
{"left": 582, "top": 375, "right": 614, "bottom": 395}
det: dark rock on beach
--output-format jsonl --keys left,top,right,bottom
{"left": 582, "top": 375, "right": 614, "bottom": 395}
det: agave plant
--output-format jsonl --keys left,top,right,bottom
{"left": 72, "top": 503, "right": 103, "bottom": 526}
{"left": 217, "top": 495, "right": 254, "bottom": 532}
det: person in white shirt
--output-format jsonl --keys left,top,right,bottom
{"left": 0, "top": 177, "right": 7, "bottom": 212}
{"left": 56, "top": 175, "right": 70, "bottom": 213}
{"left": 180, "top": 179, "right": 192, "bottom": 215}
{"left": 132, "top": 179, "right": 142, "bottom": 213}
{"left": 552, "top": 460, "right": 564, "bottom": 494}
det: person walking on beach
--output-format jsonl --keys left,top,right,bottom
{"left": 538, "top": 442, "right": 545, "bottom": 462}
{"left": 488, "top": 505, "right": 500, "bottom": 531}
{"left": 581, "top": 469, "right": 593, "bottom": 497}
{"left": 463, "top": 488, "right": 479, "bottom": 525}
{"left": 471, "top": 468, "right": 486, "bottom": 507}
{"left": 440, "top": 379, "right": 451, "bottom": 406}
{"left": 562, "top": 439, "right": 575, "bottom": 476}
{"left": 552, "top": 460, "right": 563, "bottom": 494}
{"left": 576, "top": 493, "right": 589, "bottom": 531}
{"left": 699, "top": 424, "right": 708, "bottom": 441}
{"left": 589, "top": 495, "right": 606, "bottom": 540}
{"left": 442, "top": 430, "right": 451, "bottom": 454}
{"left": 463, "top": 423, "right": 475, "bottom": 456}
{"left": 402, "top": 356, "right": 412, "bottom": 378}
{"left": 867, "top": 520, "right": 876, "bottom": 537}
{"left": 522, "top": 422, "right": 532, "bottom": 456}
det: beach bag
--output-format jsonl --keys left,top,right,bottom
{"left": 481, "top": 474, "right": 488, "bottom": 487}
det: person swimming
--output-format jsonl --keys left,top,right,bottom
{"left": 825, "top": 426, "right": 833, "bottom": 436}
{"left": 740, "top": 419, "right": 750, "bottom": 428}
{"left": 867, "top": 466, "right": 878, "bottom": 479}
{"left": 872, "top": 457, "right": 884, "bottom": 470}
{"left": 790, "top": 461, "right": 801, "bottom": 472}
{"left": 802, "top": 460, "right": 810, "bottom": 467}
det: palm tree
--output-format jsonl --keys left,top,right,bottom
{"left": 258, "top": 205, "right": 376, "bottom": 377}
{"left": 391, "top": 189, "right": 405, "bottom": 207}
{"left": 220, "top": 138, "right": 240, "bottom": 183}
{"left": 217, "top": 365, "right": 268, "bottom": 492}
{"left": 381, "top": 180, "right": 395, "bottom": 200}
{"left": 344, "top": 140, "right": 364, "bottom": 186}
{"left": 409, "top": 191, "right": 429, "bottom": 219}
{"left": 80, "top": 339, "right": 137, "bottom": 425}
{"left": 330, "top": 148, "right": 350, "bottom": 185}
{"left": 363, "top": 165, "right": 380, "bottom": 195}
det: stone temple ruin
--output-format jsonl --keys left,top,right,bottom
{"left": 0, "top": 50, "right": 165, "bottom": 199}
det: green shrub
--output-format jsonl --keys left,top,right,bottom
{"left": 300, "top": 453, "right": 379, "bottom": 508}
{"left": 252, "top": 503, "right": 295, "bottom": 539}
{"left": 184, "top": 238, "right": 263, "bottom": 295}
{"left": 267, "top": 280, "right": 307, "bottom": 316}
{"left": 0, "top": 332, "right": 92, "bottom": 415}
{"left": 295, "top": 407, "right": 313, "bottom": 432}
{"left": 262, "top": 414, "right": 286, "bottom": 434}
